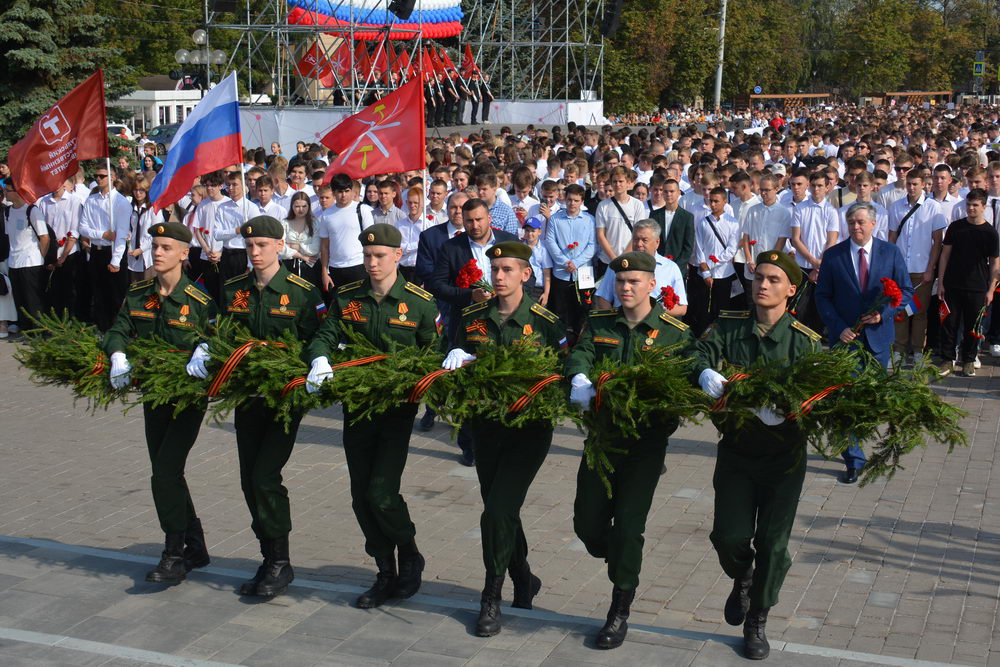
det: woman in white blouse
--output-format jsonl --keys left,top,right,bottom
{"left": 114, "top": 176, "right": 162, "bottom": 280}
{"left": 283, "top": 191, "right": 322, "bottom": 288}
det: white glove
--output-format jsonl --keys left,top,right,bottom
{"left": 569, "top": 373, "right": 595, "bottom": 409}
{"left": 186, "top": 343, "right": 210, "bottom": 379}
{"left": 442, "top": 348, "right": 476, "bottom": 370}
{"left": 699, "top": 368, "right": 727, "bottom": 399}
{"left": 753, "top": 406, "right": 786, "bottom": 426}
{"left": 109, "top": 351, "right": 131, "bottom": 389}
{"left": 306, "top": 356, "right": 334, "bottom": 394}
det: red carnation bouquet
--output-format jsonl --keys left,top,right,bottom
{"left": 852, "top": 277, "right": 903, "bottom": 332}
{"left": 968, "top": 304, "right": 989, "bottom": 341}
{"left": 455, "top": 259, "right": 493, "bottom": 293}
{"left": 660, "top": 286, "right": 680, "bottom": 310}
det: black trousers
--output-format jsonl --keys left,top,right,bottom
{"left": 48, "top": 253, "right": 81, "bottom": 318}
{"left": 469, "top": 99, "right": 480, "bottom": 125}
{"left": 88, "top": 246, "right": 129, "bottom": 331}
{"left": 550, "top": 275, "right": 586, "bottom": 341}
{"left": 685, "top": 267, "right": 733, "bottom": 338}
{"left": 220, "top": 248, "right": 248, "bottom": 282}
{"left": 941, "top": 288, "right": 988, "bottom": 364}
{"left": 8, "top": 265, "right": 47, "bottom": 328}
{"left": 790, "top": 279, "right": 825, "bottom": 336}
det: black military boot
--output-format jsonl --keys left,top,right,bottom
{"left": 743, "top": 606, "right": 770, "bottom": 660}
{"left": 255, "top": 535, "right": 294, "bottom": 597}
{"left": 508, "top": 559, "right": 541, "bottom": 609}
{"left": 475, "top": 574, "right": 505, "bottom": 637}
{"left": 145, "top": 532, "right": 187, "bottom": 584}
{"left": 239, "top": 540, "right": 269, "bottom": 596}
{"left": 724, "top": 567, "right": 753, "bottom": 625}
{"left": 392, "top": 541, "right": 425, "bottom": 599}
{"left": 183, "top": 518, "right": 210, "bottom": 570}
{"left": 357, "top": 556, "right": 397, "bottom": 609}
{"left": 595, "top": 586, "right": 635, "bottom": 649}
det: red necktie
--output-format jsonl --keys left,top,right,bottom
{"left": 858, "top": 248, "right": 869, "bottom": 291}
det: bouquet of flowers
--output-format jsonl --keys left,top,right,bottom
{"left": 660, "top": 286, "right": 680, "bottom": 310}
{"left": 853, "top": 278, "right": 902, "bottom": 332}
{"left": 455, "top": 259, "right": 493, "bottom": 293}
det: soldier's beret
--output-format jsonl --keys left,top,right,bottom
{"left": 755, "top": 250, "right": 803, "bottom": 285}
{"left": 359, "top": 223, "right": 402, "bottom": 248}
{"left": 610, "top": 251, "right": 655, "bottom": 274}
{"left": 486, "top": 241, "right": 532, "bottom": 262}
{"left": 149, "top": 221, "right": 192, "bottom": 244}
{"left": 240, "top": 215, "right": 284, "bottom": 239}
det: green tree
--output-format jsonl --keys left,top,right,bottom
{"left": 0, "top": 0, "right": 134, "bottom": 155}
{"left": 834, "top": 0, "right": 913, "bottom": 96}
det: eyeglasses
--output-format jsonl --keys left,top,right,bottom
{"left": 895, "top": 165, "right": 911, "bottom": 171}
{"left": 95, "top": 174, "right": 109, "bottom": 179}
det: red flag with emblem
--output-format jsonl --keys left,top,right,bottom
{"left": 354, "top": 42, "right": 373, "bottom": 80}
{"left": 319, "top": 77, "right": 425, "bottom": 180}
{"left": 295, "top": 42, "right": 331, "bottom": 80}
{"left": 439, "top": 47, "right": 457, "bottom": 72}
{"left": 321, "top": 40, "right": 353, "bottom": 86}
{"left": 428, "top": 47, "right": 446, "bottom": 76}
{"left": 8, "top": 70, "right": 109, "bottom": 204}
{"left": 461, "top": 44, "right": 479, "bottom": 77}
{"left": 371, "top": 42, "right": 389, "bottom": 83}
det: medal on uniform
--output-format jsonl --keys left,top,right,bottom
{"left": 522, "top": 323, "right": 533, "bottom": 336}
{"left": 179, "top": 304, "right": 190, "bottom": 322}
{"left": 279, "top": 294, "right": 290, "bottom": 312}
{"left": 645, "top": 329, "right": 660, "bottom": 346}
{"left": 397, "top": 302, "right": 409, "bottom": 322}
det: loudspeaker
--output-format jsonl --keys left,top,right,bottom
{"left": 600, "top": 0, "right": 624, "bottom": 38}
{"left": 388, "top": 0, "right": 416, "bottom": 20}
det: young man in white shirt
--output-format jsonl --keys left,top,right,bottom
{"left": 78, "top": 166, "right": 134, "bottom": 330}
{"left": 839, "top": 171, "right": 888, "bottom": 241}
{"left": 595, "top": 166, "right": 646, "bottom": 277}
{"left": 3, "top": 180, "right": 49, "bottom": 330}
{"left": 740, "top": 174, "right": 791, "bottom": 281}
{"left": 928, "top": 165, "right": 962, "bottom": 224}
{"left": 319, "top": 173, "right": 375, "bottom": 293}
{"left": 425, "top": 179, "right": 449, "bottom": 225}
{"left": 395, "top": 186, "right": 433, "bottom": 282}
{"left": 372, "top": 179, "right": 407, "bottom": 227}
{"left": 253, "top": 175, "right": 286, "bottom": 220}
{"left": 691, "top": 187, "right": 740, "bottom": 335}
{"left": 789, "top": 171, "right": 839, "bottom": 333}
{"left": 729, "top": 170, "right": 761, "bottom": 302}
{"left": 38, "top": 178, "right": 83, "bottom": 318}
{"left": 191, "top": 170, "right": 231, "bottom": 300}
{"left": 213, "top": 171, "right": 262, "bottom": 281}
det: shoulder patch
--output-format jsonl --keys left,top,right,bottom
{"left": 719, "top": 310, "right": 751, "bottom": 319}
{"left": 183, "top": 284, "right": 210, "bottom": 305}
{"left": 286, "top": 273, "right": 314, "bottom": 290}
{"left": 791, "top": 319, "right": 822, "bottom": 341}
{"left": 403, "top": 282, "right": 433, "bottom": 301}
{"left": 530, "top": 302, "right": 558, "bottom": 323}
{"left": 225, "top": 271, "right": 250, "bottom": 286}
{"left": 462, "top": 301, "right": 490, "bottom": 316}
{"left": 337, "top": 280, "right": 364, "bottom": 294}
{"left": 659, "top": 312, "right": 689, "bottom": 330}
{"left": 129, "top": 278, "right": 154, "bottom": 292}
{"left": 589, "top": 309, "right": 618, "bottom": 317}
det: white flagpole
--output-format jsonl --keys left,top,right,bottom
{"left": 105, "top": 155, "right": 114, "bottom": 257}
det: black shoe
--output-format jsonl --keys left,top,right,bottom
{"left": 145, "top": 532, "right": 187, "bottom": 584}
{"left": 475, "top": 574, "right": 504, "bottom": 637}
{"left": 418, "top": 409, "right": 435, "bottom": 432}
{"left": 724, "top": 567, "right": 753, "bottom": 625}
{"left": 239, "top": 540, "right": 269, "bottom": 596}
{"left": 254, "top": 536, "right": 294, "bottom": 597}
{"left": 508, "top": 560, "right": 541, "bottom": 610}
{"left": 743, "top": 606, "right": 770, "bottom": 660}
{"left": 183, "top": 518, "right": 210, "bottom": 570}
{"left": 357, "top": 556, "right": 397, "bottom": 609}
{"left": 392, "top": 546, "right": 425, "bottom": 599}
{"left": 459, "top": 446, "right": 475, "bottom": 467}
{"left": 595, "top": 586, "right": 634, "bottom": 649}
{"left": 840, "top": 468, "right": 860, "bottom": 485}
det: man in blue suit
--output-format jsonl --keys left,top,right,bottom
{"left": 815, "top": 201, "right": 913, "bottom": 484}
{"left": 426, "top": 197, "right": 519, "bottom": 466}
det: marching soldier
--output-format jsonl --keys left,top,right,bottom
{"left": 694, "top": 251, "right": 821, "bottom": 660}
{"left": 564, "top": 251, "right": 694, "bottom": 649}
{"left": 305, "top": 223, "right": 439, "bottom": 610}
{"left": 103, "top": 221, "right": 216, "bottom": 584}
{"left": 186, "top": 215, "right": 325, "bottom": 598}
{"left": 443, "top": 240, "right": 567, "bottom": 637}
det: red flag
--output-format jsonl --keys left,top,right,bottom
{"left": 461, "top": 44, "right": 479, "bottom": 77}
{"left": 387, "top": 42, "right": 399, "bottom": 76}
{"left": 440, "top": 47, "right": 457, "bottom": 72}
{"left": 296, "top": 42, "right": 331, "bottom": 80}
{"left": 428, "top": 47, "right": 446, "bottom": 76}
{"left": 321, "top": 40, "right": 353, "bottom": 87}
{"left": 372, "top": 43, "right": 389, "bottom": 83}
{"left": 319, "top": 78, "right": 425, "bottom": 180}
{"left": 421, "top": 48, "right": 436, "bottom": 82}
{"left": 354, "top": 43, "right": 372, "bottom": 81}
{"left": 8, "top": 70, "right": 109, "bottom": 204}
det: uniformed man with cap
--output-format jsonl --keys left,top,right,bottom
{"left": 305, "top": 223, "right": 439, "bottom": 610}
{"left": 694, "top": 250, "right": 821, "bottom": 660}
{"left": 186, "top": 215, "right": 325, "bottom": 597}
{"left": 103, "top": 221, "right": 217, "bottom": 584}
{"left": 564, "top": 250, "right": 695, "bottom": 649}
{"left": 443, "top": 240, "right": 567, "bottom": 637}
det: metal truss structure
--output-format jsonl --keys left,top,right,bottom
{"left": 206, "top": 0, "right": 603, "bottom": 109}
{"left": 462, "top": 0, "right": 604, "bottom": 101}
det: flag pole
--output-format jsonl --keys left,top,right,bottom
{"left": 105, "top": 155, "right": 114, "bottom": 253}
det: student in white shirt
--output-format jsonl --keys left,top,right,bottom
{"left": 282, "top": 191, "right": 323, "bottom": 288}
{"left": 112, "top": 176, "right": 162, "bottom": 280}
{"left": 789, "top": 171, "right": 840, "bottom": 333}
{"left": 595, "top": 166, "right": 646, "bottom": 276}
{"left": 3, "top": 181, "right": 49, "bottom": 329}
{"left": 319, "top": 173, "right": 375, "bottom": 291}
{"left": 740, "top": 174, "right": 791, "bottom": 280}
{"left": 692, "top": 187, "right": 740, "bottom": 335}
{"left": 395, "top": 186, "right": 433, "bottom": 282}
{"left": 37, "top": 178, "right": 83, "bottom": 317}
{"left": 79, "top": 167, "right": 133, "bottom": 330}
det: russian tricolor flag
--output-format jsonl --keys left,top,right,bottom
{"left": 150, "top": 73, "right": 242, "bottom": 212}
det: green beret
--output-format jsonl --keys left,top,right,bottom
{"left": 240, "top": 215, "right": 284, "bottom": 239}
{"left": 359, "top": 223, "right": 402, "bottom": 248}
{"left": 149, "top": 221, "right": 192, "bottom": 244}
{"left": 486, "top": 241, "right": 532, "bottom": 262}
{"left": 610, "top": 251, "right": 655, "bottom": 274}
{"left": 755, "top": 250, "right": 803, "bottom": 285}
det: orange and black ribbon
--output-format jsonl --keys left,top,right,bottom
{"left": 508, "top": 374, "right": 562, "bottom": 413}
{"left": 341, "top": 301, "right": 364, "bottom": 321}
{"left": 77, "top": 353, "right": 108, "bottom": 384}
{"left": 231, "top": 290, "right": 251, "bottom": 309}
{"left": 279, "top": 354, "right": 389, "bottom": 398}
{"left": 465, "top": 319, "right": 488, "bottom": 335}
{"left": 144, "top": 294, "right": 160, "bottom": 310}
{"left": 407, "top": 368, "right": 451, "bottom": 402}
{"left": 710, "top": 372, "right": 750, "bottom": 412}
{"left": 593, "top": 372, "right": 614, "bottom": 410}
{"left": 793, "top": 382, "right": 851, "bottom": 419}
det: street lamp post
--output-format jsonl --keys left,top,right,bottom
{"left": 174, "top": 30, "right": 227, "bottom": 98}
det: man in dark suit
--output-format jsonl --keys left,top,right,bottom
{"left": 650, "top": 178, "right": 695, "bottom": 269}
{"left": 815, "top": 201, "right": 913, "bottom": 484}
{"left": 426, "top": 197, "right": 518, "bottom": 466}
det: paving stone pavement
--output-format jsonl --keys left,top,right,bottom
{"left": 0, "top": 342, "right": 997, "bottom": 666}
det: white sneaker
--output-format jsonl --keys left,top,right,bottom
{"left": 991, "top": 344, "right": 1000, "bottom": 358}
{"left": 891, "top": 351, "right": 904, "bottom": 368}
{"left": 975, "top": 356, "right": 982, "bottom": 368}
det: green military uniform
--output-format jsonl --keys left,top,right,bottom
{"left": 454, "top": 294, "right": 566, "bottom": 578}
{"left": 307, "top": 272, "right": 439, "bottom": 559}
{"left": 565, "top": 300, "right": 694, "bottom": 590}
{"left": 694, "top": 308, "right": 821, "bottom": 610}
{"left": 224, "top": 263, "right": 324, "bottom": 539}
{"left": 103, "top": 273, "right": 216, "bottom": 535}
